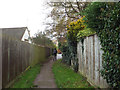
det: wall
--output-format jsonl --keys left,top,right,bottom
{"left": 2, "top": 30, "right": 52, "bottom": 88}
{"left": 77, "top": 34, "right": 109, "bottom": 88}
{"left": 0, "top": 29, "right": 2, "bottom": 89}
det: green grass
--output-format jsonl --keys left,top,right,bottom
{"left": 52, "top": 60, "right": 94, "bottom": 88}
{"left": 12, "top": 64, "right": 41, "bottom": 88}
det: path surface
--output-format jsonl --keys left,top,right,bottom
{"left": 56, "top": 54, "right": 62, "bottom": 60}
{"left": 34, "top": 57, "right": 57, "bottom": 88}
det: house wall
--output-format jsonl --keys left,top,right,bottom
{"left": 0, "top": 29, "right": 2, "bottom": 89}
{"left": 21, "top": 29, "right": 31, "bottom": 43}
{"left": 77, "top": 34, "right": 109, "bottom": 88}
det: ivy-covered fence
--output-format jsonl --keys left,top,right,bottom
{"left": 81, "top": 2, "right": 120, "bottom": 88}
{"left": 77, "top": 34, "right": 109, "bottom": 88}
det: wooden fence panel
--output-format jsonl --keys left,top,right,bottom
{"left": 90, "top": 36, "right": 93, "bottom": 82}
{"left": 0, "top": 29, "right": 2, "bottom": 89}
{"left": 1, "top": 31, "right": 52, "bottom": 88}
{"left": 77, "top": 34, "right": 109, "bottom": 88}
{"left": 80, "top": 41, "right": 82, "bottom": 73}
{"left": 93, "top": 35, "right": 95, "bottom": 83}
{"left": 15, "top": 40, "right": 18, "bottom": 77}
{"left": 94, "top": 34, "right": 100, "bottom": 86}
{"left": 19, "top": 42, "right": 22, "bottom": 74}
{"left": 80, "top": 41, "right": 82, "bottom": 74}
{"left": 2, "top": 35, "right": 9, "bottom": 87}
{"left": 86, "top": 37, "right": 89, "bottom": 78}
{"left": 77, "top": 41, "right": 80, "bottom": 72}
{"left": 9, "top": 38, "right": 15, "bottom": 82}
{"left": 87, "top": 37, "right": 90, "bottom": 81}
{"left": 83, "top": 38, "right": 87, "bottom": 77}
{"left": 89, "top": 37, "right": 92, "bottom": 82}
{"left": 21, "top": 44, "right": 25, "bottom": 72}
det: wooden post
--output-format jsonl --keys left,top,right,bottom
{"left": 0, "top": 29, "right": 2, "bottom": 89}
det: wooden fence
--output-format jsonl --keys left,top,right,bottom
{"left": 77, "top": 34, "right": 109, "bottom": 88}
{"left": 0, "top": 29, "right": 2, "bottom": 90}
{"left": 1, "top": 30, "right": 52, "bottom": 88}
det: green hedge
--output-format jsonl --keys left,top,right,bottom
{"left": 82, "top": 2, "right": 120, "bottom": 88}
{"left": 77, "top": 28, "right": 96, "bottom": 40}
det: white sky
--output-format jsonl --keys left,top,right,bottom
{"left": 0, "top": 0, "right": 52, "bottom": 36}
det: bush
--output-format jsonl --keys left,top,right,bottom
{"left": 61, "top": 17, "right": 86, "bottom": 72}
{"left": 82, "top": 2, "right": 120, "bottom": 88}
{"left": 77, "top": 27, "right": 96, "bottom": 41}
{"left": 60, "top": 43, "right": 71, "bottom": 66}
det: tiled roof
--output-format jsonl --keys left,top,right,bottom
{"left": 2, "top": 27, "right": 27, "bottom": 40}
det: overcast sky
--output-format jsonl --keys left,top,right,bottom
{"left": 0, "top": 0, "right": 52, "bottom": 36}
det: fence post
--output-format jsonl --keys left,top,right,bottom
{"left": 0, "top": 29, "right": 2, "bottom": 89}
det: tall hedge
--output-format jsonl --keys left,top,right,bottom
{"left": 82, "top": 2, "right": 120, "bottom": 87}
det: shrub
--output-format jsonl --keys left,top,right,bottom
{"left": 60, "top": 43, "right": 71, "bottom": 66}
{"left": 77, "top": 27, "right": 96, "bottom": 41}
{"left": 82, "top": 2, "right": 120, "bottom": 88}
{"left": 61, "top": 17, "right": 86, "bottom": 72}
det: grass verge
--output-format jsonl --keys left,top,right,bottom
{"left": 12, "top": 64, "right": 41, "bottom": 88}
{"left": 52, "top": 59, "right": 94, "bottom": 88}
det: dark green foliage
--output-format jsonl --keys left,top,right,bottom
{"left": 58, "top": 41, "right": 61, "bottom": 49}
{"left": 60, "top": 41, "right": 78, "bottom": 72}
{"left": 82, "top": 2, "right": 120, "bottom": 88}
{"left": 32, "top": 32, "right": 55, "bottom": 47}
{"left": 60, "top": 42, "right": 71, "bottom": 66}
{"left": 60, "top": 32, "right": 79, "bottom": 72}
{"left": 77, "top": 28, "right": 96, "bottom": 40}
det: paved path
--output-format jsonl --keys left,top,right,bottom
{"left": 56, "top": 54, "right": 62, "bottom": 60}
{"left": 34, "top": 57, "right": 57, "bottom": 88}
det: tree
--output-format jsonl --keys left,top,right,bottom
{"left": 45, "top": 0, "right": 89, "bottom": 39}
{"left": 31, "top": 31, "right": 55, "bottom": 47}
{"left": 47, "top": 0, "right": 89, "bottom": 19}
{"left": 45, "top": 14, "right": 71, "bottom": 38}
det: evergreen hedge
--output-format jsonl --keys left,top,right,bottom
{"left": 82, "top": 2, "right": 120, "bottom": 87}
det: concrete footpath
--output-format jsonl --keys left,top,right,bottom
{"left": 56, "top": 54, "right": 62, "bottom": 60}
{"left": 33, "top": 57, "right": 57, "bottom": 88}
